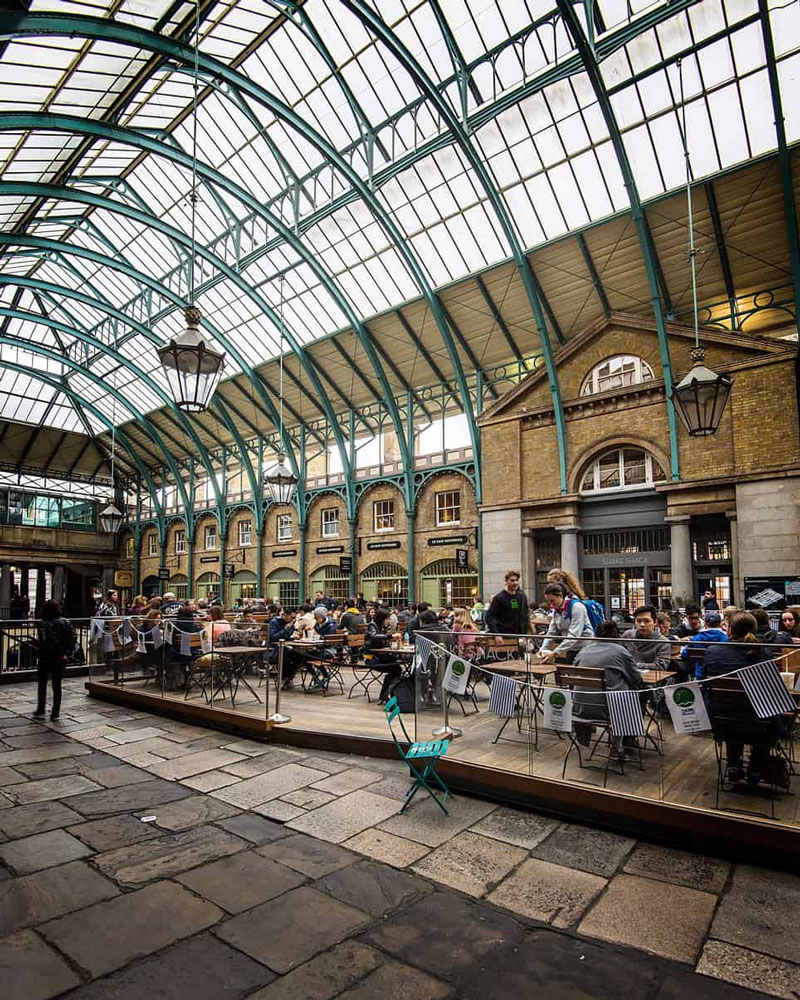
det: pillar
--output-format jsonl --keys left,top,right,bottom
{"left": 298, "top": 520, "right": 307, "bottom": 603}
{"left": 667, "top": 516, "right": 694, "bottom": 611}
{"left": 348, "top": 518, "right": 357, "bottom": 596}
{"left": 0, "top": 563, "right": 11, "bottom": 617}
{"left": 727, "top": 509, "right": 740, "bottom": 606}
{"left": 556, "top": 526, "right": 581, "bottom": 581}
{"left": 187, "top": 532, "right": 195, "bottom": 600}
{"left": 406, "top": 509, "right": 416, "bottom": 603}
{"left": 52, "top": 566, "right": 65, "bottom": 608}
{"left": 256, "top": 528, "right": 264, "bottom": 597}
{"left": 521, "top": 527, "right": 535, "bottom": 600}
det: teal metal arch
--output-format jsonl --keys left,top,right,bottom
{"left": 0, "top": 112, "right": 375, "bottom": 485}
{"left": 0, "top": 275, "right": 262, "bottom": 525}
{"left": 337, "top": 0, "right": 569, "bottom": 494}
{"left": 555, "top": 0, "right": 680, "bottom": 480}
{"left": 0, "top": 232, "right": 299, "bottom": 479}
{"left": 0, "top": 358, "right": 164, "bottom": 521}
{"left": 0, "top": 333, "right": 193, "bottom": 516}
{"left": 0, "top": 14, "right": 482, "bottom": 492}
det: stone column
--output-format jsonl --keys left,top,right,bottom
{"left": 521, "top": 528, "right": 536, "bottom": 600}
{"left": 406, "top": 509, "right": 416, "bottom": 603}
{"left": 556, "top": 526, "right": 581, "bottom": 581}
{"left": 0, "top": 563, "right": 11, "bottom": 617}
{"left": 52, "top": 566, "right": 65, "bottom": 607}
{"left": 667, "top": 516, "right": 693, "bottom": 611}
{"left": 727, "top": 510, "right": 740, "bottom": 606}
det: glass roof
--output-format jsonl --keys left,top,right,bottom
{"left": 0, "top": 0, "right": 798, "bottom": 433}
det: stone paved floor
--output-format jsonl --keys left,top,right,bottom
{"left": 0, "top": 680, "right": 798, "bottom": 999}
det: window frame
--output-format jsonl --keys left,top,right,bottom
{"left": 435, "top": 489, "right": 461, "bottom": 526}
{"left": 373, "top": 498, "right": 395, "bottom": 533}
{"left": 174, "top": 529, "right": 186, "bottom": 555}
{"left": 580, "top": 355, "right": 655, "bottom": 397}
{"left": 147, "top": 533, "right": 158, "bottom": 557}
{"left": 277, "top": 513, "right": 293, "bottom": 542}
{"left": 204, "top": 524, "right": 217, "bottom": 550}
{"left": 321, "top": 507, "right": 340, "bottom": 538}
{"left": 580, "top": 448, "right": 667, "bottom": 495}
{"left": 238, "top": 519, "right": 252, "bottom": 547}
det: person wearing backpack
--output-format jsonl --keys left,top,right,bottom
{"left": 622, "top": 605, "right": 671, "bottom": 673}
{"left": 546, "top": 568, "right": 606, "bottom": 631}
{"left": 33, "top": 600, "right": 76, "bottom": 721}
{"left": 539, "top": 584, "right": 594, "bottom": 663}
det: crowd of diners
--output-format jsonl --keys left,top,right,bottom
{"left": 77, "top": 574, "right": 799, "bottom": 790}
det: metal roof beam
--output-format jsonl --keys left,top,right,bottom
{"left": 15, "top": 427, "right": 39, "bottom": 472}
{"left": 474, "top": 276, "right": 523, "bottom": 361}
{"left": 42, "top": 432, "right": 68, "bottom": 475}
{"left": 576, "top": 233, "right": 611, "bottom": 318}
{"left": 703, "top": 179, "right": 738, "bottom": 327}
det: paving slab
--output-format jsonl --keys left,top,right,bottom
{"left": 220, "top": 749, "right": 303, "bottom": 778}
{"left": 104, "top": 726, "right": 173, "bottom": 744}
{"left": 469, "top": 806, "right": 561, "bottom": 849}
{"left": 215, "top": 884, "right": 370, "bottom": 974}
{"left": 222, "top": 739, "right": 286, "bottom": 756}
{"left": 0, "top": 799, "right": 84, "bottom": 839}
{"left": 60, "top": 779, "right": 194, "bottom": 817}
{"left": 412, "top": 830, "right": 527, "bottom": 897}
{"left": 257, "top": 833, "right": 357, "bottom": 878}
{"left": 308, "top": 768, "right": 382, "bottom": 797}
{"left": 6, "top": 773, "right": 102, "bottom": 805}
{"left": 362, "top": 774, "right": 413, "bottom": 801}
{"left": 0, "top": 828, "right": 92, "bottom": 875}
{"left": 57, "top": 932, "right": 274, "bottom": 1000}
{"left": 287, "top": 789, "right": 400, "bottom": 844}
{"left": 40, "top": 880, "right": 223, "bottom": 978}
{"left": 0, "top": 744, "right": 91, "bottom": 767}
{"left": 146, "top": 748, "right": 247, "bottom": 780}
{"left": 245, "top": 940, "right": 383, "bottom": 1000}
{"left": 0, "top": 766, "right": 26, "bottom": 786}
{"left": 709, "top": 865, "right": 800, "bottom": 963}
{"left": 623, "top": 842, "right": 730, "bottom": 893}
{"left": 3, "top": 732, "right": 71, "bottom": 749}
{"left": 533, "top": 822, "right": 636, "bottom": 876}
{"left": 3, "top": 928, "right": 81, "bottom": 1000}
{"left": 658, "top": 968, "right": 777, "bottom": 1000}
{"left": 457, "top": 927, "right": 665, "bottom": 1000}
{"left": 177, "top": 850, "right": 306, "bottom": 912}
{"left": 253, "top": 800, "right": 307, "bottom": 822}
{"left": 215, "top": 812, "right": 292, "bottom": 845}
{"left": 135, "top": 794, "right": 239, "bottom": 831}
{"left": 316, "top": 859, "right": 430, "bottom": 917}
{"left": 83, "top": 763, "right": 154, "bottom": 789}
{"left": 280, "top": 787, "right": 338, "bottom": 810}
{"left": 364, "top": 887, "right": 526, "bottom": 980}
{"left": 343, "top": 828, "right": 431, "bottom": 868}
{"left": 487, "top": 857, "right": 607, "bottom": 928}
{"left": 377, "top": 794, "right": 496, "bottom": 847}
{"left": 182, "top": 770, "right": 241, "bottom": 792}
{"left": 337, "top": 960, "right": 454, "bottom": 1000}
{"left": 696, "top": 940, "right": 800, "bottom": 1000}
{"left": 67, "top": 813, "right": 162, "bottom": 851}
{"left": 211, "top": 763, "right": 328, "bottom": 808}
{"left": 578, "top": 873, "right": 717, "bottom": 962}
{"left": 0, "top": 859, "right": 119, "bottom": 935}
{"left": 93, "top": 823, "right": 248, "bottom": 886}
{"left": 298, "top": 755, "right": 351, "bottom": 775}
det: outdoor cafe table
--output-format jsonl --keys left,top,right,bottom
{"left": 483, "top": 658, "right": 556, "bottom": 748}
{"left": 639, "top": 669, "right": 677, "bottom": 752}
{"left": 212, "top": 646, "right": 265, "bottom": 707}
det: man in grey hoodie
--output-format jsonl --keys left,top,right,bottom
{"left": 622, "top": 605, "right": 671, "bottom": 673}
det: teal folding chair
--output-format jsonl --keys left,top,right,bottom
{"left": 384, "top": 695, "right": 450, "bottom": 814}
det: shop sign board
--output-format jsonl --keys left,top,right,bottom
{"left": 199, "top": 556, "right": 218, "bottom": 563}
{"left": 271, "top": 549, "right": 297, "bottom": 557}
{"left": 317, "top": 544, "right": 344, "bottom": 554}
{"left": 223, "top": 563, "right": 236, "bottom": 578}
{"left": 428, "top": 534, "right": 467, "bottom": 546}
{"left": 114, "top": 570, "right": 133, "bottom": 588}
{"left": 339, "top": 556, "right": 352, "bottom": 574}
{"left": 455, "top": 548, "right": 469, "bottom": 569}
{"left": 367, "top": 540, "right": 401, "bottom": 550}
{"left": 158, "top": 567, "right": 170, "bottom": 580}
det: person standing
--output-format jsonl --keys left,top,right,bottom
{"left": 539, "top": 584, "right": 593, "bottom": 663}
{"left": 97, "top": 589, "right": 118, "bottom": 616}
{"left": 485, "top": 569, "right": 530, "bottom": 635}
{"left": 33, "top": 600, "right": 75, "bottom": 721}
{"left": 702, "top": 588, "right": 720, "bottom": 611}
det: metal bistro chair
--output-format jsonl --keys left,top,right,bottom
{"left": 383, "top": 695, "right": 451, "bottom": 814}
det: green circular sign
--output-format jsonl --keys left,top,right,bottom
{"left": 672, "top": 686, "right": 695, "bottom": 708}
{"left": 452, "top": 660, "right": 466, "bottom": 677}
{"left": 549, "top": 691, "right": 566, "bottom": 708}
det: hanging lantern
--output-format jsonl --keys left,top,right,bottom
{"left": 99, "top": 502, "right": 124, "bottom": 535}
{"left": 158, "top": 305, "right": 225, "bottom": 412}
{"left": 264, "top": 452, "right": 297, "bottom": 506}
{"left": 671, "top": 346, "right": 733, "bottom": 437}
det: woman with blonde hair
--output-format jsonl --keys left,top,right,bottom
{"left": 546, "top": 568, "right": 586, "bottom": 600}
{"left": 452, "top": 606, "right": 479, "bottom": 656}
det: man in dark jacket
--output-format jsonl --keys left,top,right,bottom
{"left": 34, "top": 600, "right": 75, "bottom": 721}
{"left": 485, "top": 569, "right": 530, "bottom": 635}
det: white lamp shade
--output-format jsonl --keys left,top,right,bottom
{"left": 264, "top": 454, "right": 297, "bottom": 506}
{"left": 158, "top": 306, "right": 224, "bottom": 412}
{"left": 99, "top": 502, "right": 124, "bottom": 534}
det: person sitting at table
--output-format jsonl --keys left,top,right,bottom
{"left": 452, "top": 606, "right": 479, "bottom": 656}
{"left": 340, "top": 598, "right": 366, "bottom": 634}
{"left": 365, "top": 607, "right": 403, "bottom": 703}
{"left": 301, "top": 605, "right": 338, "bottom": 689}
{"left": 703, "top": 611, "right": 788, "bottom": 787}
{"left": 208, "top": 605, "right": 230, "bottom": 643}
{"left": 621, "top": 605, "right": 671, "bottom": 673}
{"left": 235, "top": 610, "right": 256, "bottom": 626}
{"left": 572, "top": 620, "right": 642, "bottom": 748}
{"left": 777, "top": 607, "right": 800, "bottom": 646}
{"left": 268, "top": 608, "right": 297, "bottom": 686}
{"left": 752, "top": 607, "right": 781, "bottom": 658}
{"left": 681, "top": 610, "right": 728, "bottom": 678}
{"left": 293, "top": 603, "right": 315, "bottom": 639}
{"left": 167, "top": 605, "right": 204, "bottom": 688}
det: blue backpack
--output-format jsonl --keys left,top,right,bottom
{"left": 563, "top": 596, "right": 605, "bottom": 632}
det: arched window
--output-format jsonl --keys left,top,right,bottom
{"left": 580, "top": 448, "right": 666, "bottom": 494}
{"left": 266, "top": 568, "right": 299, "bottom": 609}
{"left": 580, "top": 356, "right": 654, "bottom": 396}
{"left": 309, "top": 564, "right": 349, "bottom": 602}
{"left": 420, "top": 558, "right": 478, "bottom": 607}
{"left": 360, "top": 562, "right": 408, "bottom": 607}
{"left": 168, "top": 573, "right": 188, "bottom": 601}
{"left": 196, "top": 572, "right": 220, "bottom": 601}
{"left": 230, "top": 570, "right": 257, "bottom": 602}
